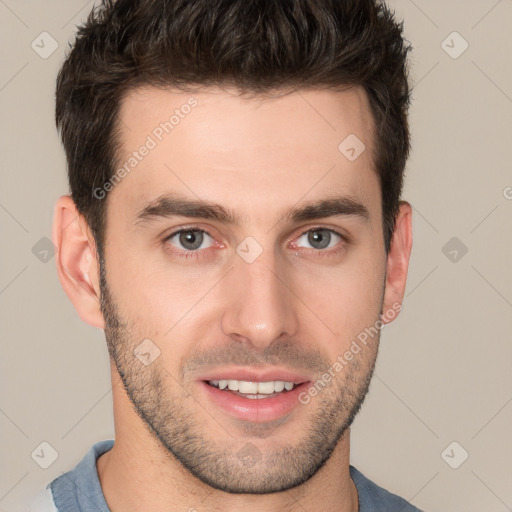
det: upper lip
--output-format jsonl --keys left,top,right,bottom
{"left": 198, "top": 367, "right": 312, "bottom": 385}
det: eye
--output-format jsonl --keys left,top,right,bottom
{"left": 296, "top": 228, "right": 342, "bottom": 250}
{"left": 167, "top": 229, "right": 214, "bottom": 251}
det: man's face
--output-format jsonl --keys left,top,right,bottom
{"left": 99, "top": 85, "right": 388, "bottom": 493}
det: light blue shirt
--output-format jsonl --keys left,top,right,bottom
{"left": 32, "top": 440, "right": 424, "bottom": 511}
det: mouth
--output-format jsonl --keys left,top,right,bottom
{"left": 205, "top": 379, "right": 300, "bottom": 399}
{"left": 197, "top": 369, "right": 311, "bottom": 423}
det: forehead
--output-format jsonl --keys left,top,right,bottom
{"left": 110, "top": 85, "right": 379, "bottom": 223}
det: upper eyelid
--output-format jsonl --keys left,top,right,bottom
{"left": 165, "top": 226, "right": 210, "bottom": 239}
{"left": 165, "top": 225, "right": 345, "bottom": 240}
{"left": 297, "top": 226, "right": 343, "bottom": 237}
{"left": 295, "top": 226, "right": 348, "bottom": 245}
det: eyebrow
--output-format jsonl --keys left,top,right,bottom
{"left": 134, "top": 194, "right": 238, "bottom": 225}
{"left": 288, "top": 196, "right": 369, "bottom": 223}
{"left": 134, "top": 192, "right": 369, "bottom": 226}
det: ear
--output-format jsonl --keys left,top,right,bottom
{"left": 52, "top": 195, "right": 105, "bottom": 329}
{"left": 381, "top": 201, "right": 413, "bottom": 324}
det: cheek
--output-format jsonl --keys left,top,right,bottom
{"left": 105, "top": 232, "right": 206, "bottom": 323}
{"left": 292, "top": 257, "right": 385, "bottom": 344}
{"left": 115, "top": 262, "right": 224, "bottom": 347}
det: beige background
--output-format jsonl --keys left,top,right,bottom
{"left": 1, "top": 1, "right": 511, "bottom": 511}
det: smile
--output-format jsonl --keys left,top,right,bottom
{"left": 207, "top": 379, "right": 298, "bottom": 399}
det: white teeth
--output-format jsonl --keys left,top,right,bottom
{"left": 256, "top": 381, "right": 275, "bottom": 394}
{"left": 227, "top": 380, "right": 239, "bottom": 391}
{"left": 238, "top": 381, "right": 258, "bottom": 394}
{"left": 208, "top": 379, "right": 297, "bottom": 394}
{"left": 273, "top": 381, "right": 285, "bottom": 392}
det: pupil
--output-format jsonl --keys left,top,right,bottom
{"left": 180, "top": 230, "right": 203, "bottom": 250}
{"left": 308, "top": 229, "right": 330, "bottom": 249}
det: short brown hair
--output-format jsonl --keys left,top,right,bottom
{"left": 56, "top": 0, "right": 411, "bottom": 256}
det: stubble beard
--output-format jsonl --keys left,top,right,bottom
{"left": 98, "top": 261, "right": 380, "bottom": 494}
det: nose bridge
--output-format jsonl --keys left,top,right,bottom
{"left": 220, "top": 248, "right": 298, "bottom": 348}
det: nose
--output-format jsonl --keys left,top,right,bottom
{"left": 220, "top": 250, "right": 299, "bottom": 350}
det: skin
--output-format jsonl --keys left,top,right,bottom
{"left": 53, "top": 85, "right": 412, "bottom": 512}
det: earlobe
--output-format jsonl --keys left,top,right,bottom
{"left": 52, "top": 195, "right": 105, "bottom": 329}
{"left": 381, "top": 201, "right": 413, "bottom": 324}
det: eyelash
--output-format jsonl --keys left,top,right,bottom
{"left": 163, "top": 226, "right": 349, "bottom": 260}
{"left": 163, "top": 228, "right": 215, "bottom": 260}
{"left": 296, "top": 228, "right": 352, "bottom": 262}
{"left": 293, "top": 227, "right": 349, "bottom": 256}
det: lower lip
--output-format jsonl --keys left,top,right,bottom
{"left": 198, "top": 381, "right": 310, "bottom": 423}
